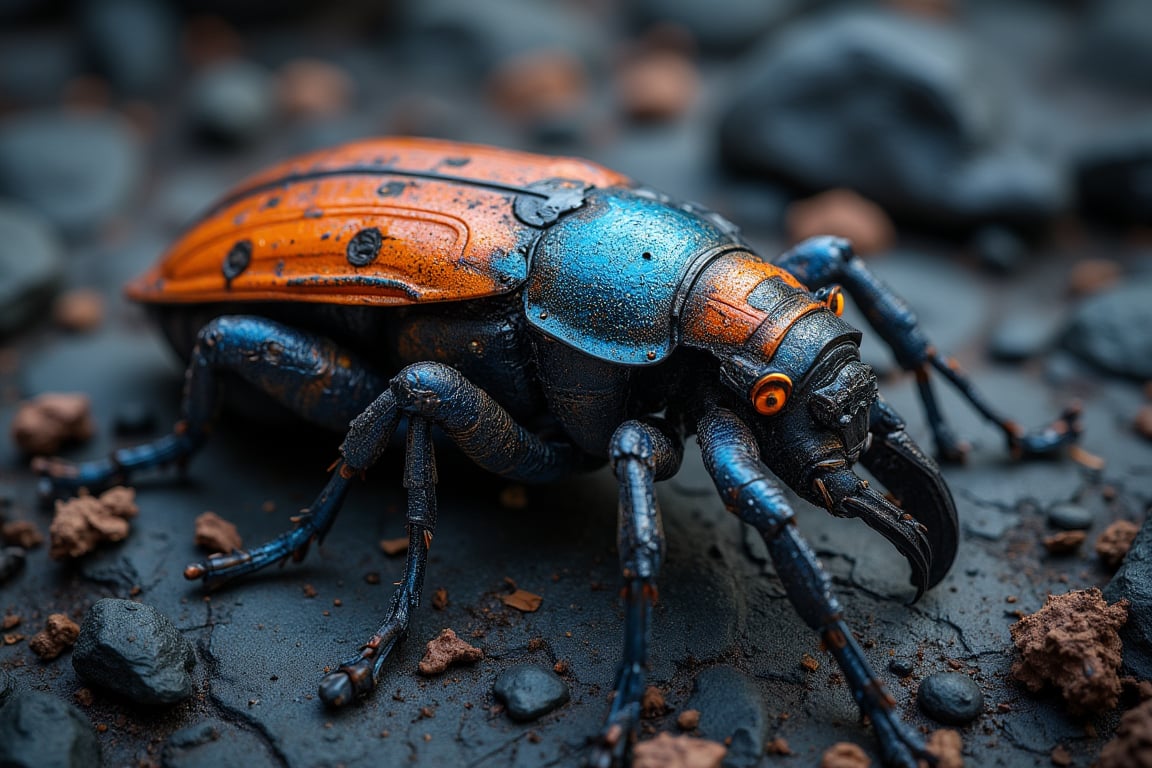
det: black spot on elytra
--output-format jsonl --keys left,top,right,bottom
{"left": 346, "top": 228, "right": 383, "bottom": 267}
{"left": 442, "top": 156, "right": 470, "bottom": 167}
{"left": 377, "top": 180, "right": 408, "bottom": 197}
{"left": 303, "top": 207, "right": 324, "bottom": 219}
{"left": 262, "top": 196, "right": 281, "bottom": 209}
{"left": 222, "top": 240, "right": 253, "bottom": 285}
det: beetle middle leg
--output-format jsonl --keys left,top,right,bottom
{"left": 775, "top": 235, "right": 1080, "bottom": 462}
{"left": 697, "top": 405, "right": 931, "bottom": 768}
{"left": 589, "top": 418, "right": 683, "bottom": 768}
{"left": 303, "top": 361, "right": 580, "bottom": 706}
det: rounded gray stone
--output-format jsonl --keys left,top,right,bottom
{"left": 0, "top": 111, "right": 144, "bottom": 233}
{"left": 492, "top": 664, "right": 569, "bottom": 722}
{"left": 1046, "top": 502, "right": 1095, "bottom": 531}
{"left": 1104, "top": 517, "right": 1152, "bottom": 681}
{"left": 0, "top": 691, "right": 101, "bottom": 768}
{"left": 0, "top": 202, "right": 64, "bottom": 337}
{"left": 187, "top": 60, "right": 276, "bottom": 146}
{"left": 72, "top": 598, "right": 197, "bottom": 705}
{"left": 1063, "top": 278, "right": 1152, "bottom": 380}
{"left": 917, "top": 672, "right": 984, "bottom": 725}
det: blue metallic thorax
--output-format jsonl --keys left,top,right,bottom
{"left": 524, "top": 188, "right": 746, "bottom": 366}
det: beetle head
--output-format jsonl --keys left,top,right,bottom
{"left": 680, "top": 251, "right": 873, "bottom": 479}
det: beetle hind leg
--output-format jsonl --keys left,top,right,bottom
{"left": 35, "top": 315, "right": 387, "bottom": 497}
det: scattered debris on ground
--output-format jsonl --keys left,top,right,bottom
{"left": 641, "top": 685, "right": 668, "bottom": 718}
{"left": 677, "top": 709, "right": 701, "bottom": 730}
{"left": 52, "top": 288, "right": 104, "bottom": 332}
{"left": 1095, "top": 698, "right": 1152, "bottom": 768}
{"left": 431, "top": 587, "right": 448, "bottom": 610}
{"left": 193, "top": 511, "right": 242, "bottom": 553}
{"left": 49, "top": 486, "right": 138, "bottom": 559}
{"left": 28, "top": 613, "right": 80, "bottom": 660}
{"left": 785, "top": 188, "right": 896, "bottom": 256}
{"left": 1, "top": 520, "right": 43, "bottom": 549}
{"left": 417, "top": 629, "right": 482, "bottom": 676}
{"left": 501, "top": 588, "right": 543, "bottom": 613}
{"left": 1010, "top": 588, "right": 1129, "bottom": 715}
{"left": 633, "top": 732, "right": 726, "bottom": 768}
{"left": 1043, "top": 530, "right": 1086, "bottom": 556}
{"left": 820, "top": 741, "right": 870, "bottom": 767}
{"left": 1096, "top": 520, "right": 1140, "bottom": 570}
{"left": 379, "top": 537, "right": 408, "bottom": 556}
{"left": 11, "top": 393, "right": 94, "bottom": 455}
{"left": 924, "top": 729, "right": 963, "bottom": 768}
{"left": 765, "top": 737, "right": 792, "bottom": 755}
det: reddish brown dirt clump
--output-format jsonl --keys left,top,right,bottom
{"left": 1095, "top": 520, "right": 1140, "bottom": 570}
{"left": 11, "top": 393, "right": 95, "bottom": 455}
{"left": 49, "top": 486, "right": 139, "bottom": 559}
{"left": 1043, "top": 530, "right": 1086, "bottom": 556}
{"left": 1096, "top": 699, "right": 1152, "bottom": 768}
{"left": 501, "top": 589, "right": 543, "bottom": 613}
{"left": 194, "top": 511, "right": 242, "bottom": 554}
{"left": 1, "top": 520, "right": 44, "bottom": 549}
{"left": 633, "top": 733, "right": 725, "bottom": 768}
{"left": 616, "top": 49, "right": 699, "bottom": 122}
{"left": 641, "top": 685, "right": 668, "bottom": 718}
{"left": 821, "top": 741, "right": 870, "bottom": 767}
{"left": 28, "top": 613, "right": 80, "bottom": 660}
{"left": 417, "top": 628, "right": 482, "bottom": 676}
{"left": 676, "top": 709, "right": 700, "bottom": 730}
{"left": 1010, "top": 588, "right": 1128, "bottom": 716}
{"left": 785, "top": 188, "right": 896, "bottom": 256}
{"left": 923, "top": 729, "right": 963, "bottom": 768}
{"left": 53, "top": 289, "right": 105, "bottom": 332}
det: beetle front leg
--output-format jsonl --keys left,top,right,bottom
{"left": 590, "top": 418, "right": 683, "bottom": 768}
{"left": 775, "top": 236, "right": 1081, "bottom": 461}
{"left": 697, "top": 406, "right": 930, "bottom": 768}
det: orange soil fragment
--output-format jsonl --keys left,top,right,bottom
{"left": 11, "top": 393, "right": 95, "bottom": 455}
{"left": 641, "top": 686, "right": 668, "bottom": 718}
{"left": 417, "top": 628, "right": 482, "bottom": 676}
{"left": 923, "top": 729, "right": 963, "bottom": 768}
{"left": 786, "top": 188, "right": 896, "bottom": 256}
{"left": 1, "top": 520, "right": 44, "bottom": 549}
{"left": 676, "top": 709, "right": 700, "bottom": 730}
{"left": 28, "top": 613, "right": 80, "bottom": 660}
{"left": 49, "top": 486, "right": 139, "bottom": 559}
{"left": 821, "top": 742, "right": 870, "bottom": 768}
{"left": 1042, "top": 530, "right": 1086, "bottom": 556}
{"left": 194, "top": 511, "right": 243, "bottom": 553}
{"left": 1010, "top": 588, "right": 1129, "bottom": 716}
{"left": 765, "top": 737, "right": 792, "bottom": 755}
{"left": 1095, "top": 520, "right": 1140, "bottom": 570}
{"left": 53, "top": 288, "right": 105, "bottom": 332}
{"left": 501, "top": 589, "right": 543, "bottom": 613}
{"left": 380, "top": 537, "right": 408, "bottom": 556}
{"left": 1096, "top": 699, "right": 1152, "bottom": 768}
{"left": 633, "top": 733, "right": 726, "bottom": 768}
{"left": 431, "top": 587, "right": 449, "bottom": 611}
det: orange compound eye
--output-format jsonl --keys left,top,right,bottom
{"left": 750, "top": 372, "right": 792, "bottom": 416}
{"left": 824, "top": 285, "right": 845, "bottom": 316}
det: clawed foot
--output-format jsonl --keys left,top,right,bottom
{"left": 1008, "top": 402, "right": 1082, "bottom": 460}
{"left": 868, "top": 704, "right": 935, "bottom": 768}
{"left": 319, "top": 656, "right": 377, "bottom": 708}
{"left": 587, "top": 713, "right": 635, "bottom": 768}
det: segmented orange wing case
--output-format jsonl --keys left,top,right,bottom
{"left": 126, "top": 137, "right": 632, "bottom": 307}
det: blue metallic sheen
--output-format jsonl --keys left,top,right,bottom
{"left": 524, "top": 188, "right": 743, "bottom": 366}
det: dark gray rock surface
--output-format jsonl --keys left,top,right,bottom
{"left": 917, "top": 672, "right": 985, "bottom": 726}
{"left": 72, "top": 598, "right": 197, "bottom": 705}
{"left": 1075, "top": 117, "right": 1152, "bottom": 227}
{"left": 162, "top": 720, "right": 280, "bottom": 768}
{"left": 79, "top": 0, "right": 177, "bottom": 98}
{"left": 0, "top": 111, "right": 144, "bottom": 234}
{"left": 719, "top": 10, "right": 1070, "bottom": 228}
{"left": 0, "top": 690, "right": 101, "bottom": 768}
{"left": 0, "top": 545, "right": 27, "bottom": 583}
{"left": 0, "top": 203, "right": 64, "bottom": 337}
{"left": 186, "top": 60, "right": 276, "bottom": 147}
{"left": 1104, "top": 516, "right": 1152, "bottom": 681}
{"left": 685, "top": 666, "right": 767, "bottom": 768}
{"left": 1063, "top": 277, "right": 1152, "bottom": 380}
{"left": 0, "top": 667, "right": 15, "bottom": 708}
{"left": 1046, "top": 501, "right": 1096, "bottom": 531}
{"left": 493, "top": 664, "right": 571, "bottom": 722}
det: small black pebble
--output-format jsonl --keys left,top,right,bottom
{"left": 917, "top": 672, "right": 984, "bottom": 725}
{"left": 888, "top": 657, "right": 915, "bottom": 677}
{"left": 1046, "top": 502, "right": 1095, "bottom": 531}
